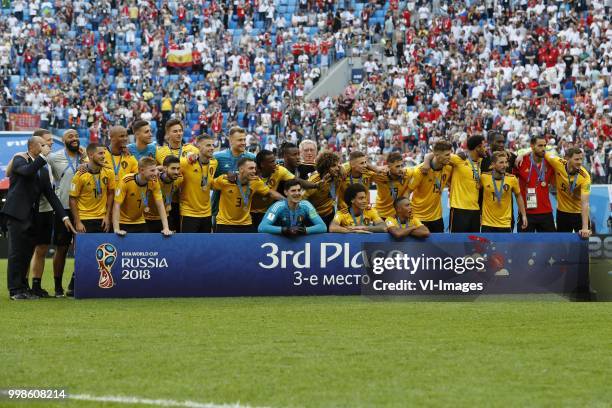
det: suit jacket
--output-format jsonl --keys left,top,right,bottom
{"left": 0, "top": 155, "right": 66, "bottom": 222}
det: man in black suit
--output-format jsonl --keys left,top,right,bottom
{"left": 1, "top": 136, "right": 76, "bottom": 300}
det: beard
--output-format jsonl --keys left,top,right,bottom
{"left": 66, "top": 141, "right": 80, "bottom": 153}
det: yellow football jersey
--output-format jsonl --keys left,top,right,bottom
{"left": 302, "top": 172, "right": 340, "bottom": 217}
{"left": 144, "top": 176, "right": 183, "bottom": 221}
{"left": 69, "top": 167, "right": 116, "bottom": 220}
{"left": 103, "top": 149, "right": 139, "bottom": 182}
{"left": 251, "top": 165, "right": 295, "bottom": 213}
{"left": 385, "top": 215, "right": 423, "bottom": 229}
{"left": 212, "top": 176, "right": 270, "bottom": 225}
{"left": 337, "top": 162, "right": 375, "bottom": 209}
{"left": 408, "top": 163, "right": 453, "bottom": 221}
{"left": 114, "top": 174, "right": 163, "bottom": 224}
{"left": 480, "top": 172, "right": 520, "bottom": 228}
{"left": 544, "top": 153, "right": 591, "bottom": 214}
{"left": 449, "top": 154, "right": 482, "bottom": 210}
{"left": 179, "top": 158, "right": 218, "bottom": 217}
{"left": 373, "top": 168, "right": 414, "bottom": 218}
{"left": 156, "top": 143, "right": 199, "bottom": 165}
{"left": 333, "top": 207, "right": 382, "bottom": 227}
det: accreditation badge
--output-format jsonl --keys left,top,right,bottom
{"left": 526, "top": 188, "right": 538, "bottom": 209}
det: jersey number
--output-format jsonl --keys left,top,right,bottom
{"left": 137, "top": 199, "right": 142, "bottom": 208}
{"left": 235, "top": 197, "right": 242, "bottom": 208}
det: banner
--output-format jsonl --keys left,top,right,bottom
{"left": 167, "top": 49, "right": 193, "bottom": 68}
{"left": 74, "top": 233, "right": 590, "bottom": 299}
{"left": 8, "top": 113, "right": 40, "bottom": 131}
{"left": 0, "top": 132, "right": 34, "bottom": 189}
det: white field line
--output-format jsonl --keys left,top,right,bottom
{"left": 70, "top": 393, "right": 271, "bottom": 408}
{"left": 0, "top": 390, "right": 269, "bottom": 407}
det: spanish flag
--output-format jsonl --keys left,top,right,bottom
{"left": 167, "top": 49, "right": 193, "bottom": 68}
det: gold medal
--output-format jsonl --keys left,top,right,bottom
{"left": 540, "top": 181, "right": 546, "bottom": 187}
{"left": 166, "top": 205, "right": 171, "bottom": 212}
{"left": 144, "top": 206, "right": 150, "bottom": 213}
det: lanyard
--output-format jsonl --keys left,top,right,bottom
{"left": 492, "top": 173, "right": 505, "bottom": 203}
{"left": 329, "top": 179, "right": 338, "bottom": 211}
{"left": 433, "top": 170, "right": 442, "bottom": 192}
{"left": 349, "top": 208, "right": 364, "bottom": 226}
{"left": 528, "top": 153, "right": 546, "bottom": 184}
{"left": 135, "top": 175, "right": 149, "bottom": 209}
{"left": 390, "top": 175, "right": 403, "bottom": 201}
{"left": 288, "top": 202, "right": 299, "bottom": 227}
{"left": 349, "top": 173, "right": 363, "bottom": 185}
{"left": 108, "top": 148, "right": 122, "bottom": 177}
{"left": 395, "top": 216, "right": 409, "bottom": 229}
{"left": 198, "top": 160, "right": 208, "bottom": 188}
{"left": 62, "top": 150, "right": 79, "bottom": 179}
{"left": 161, "top": 175, "right": 174, "bottom": 206}
{"left": 467, "top": 155, "right": 480, "bottom": 182}
{"left": 566, "top": 165, "right": 578, "bottom": 194}
{"left": 91, "top": 171, "right": 102, "bottom": 197}
{"left": 237, "top": 181, "right": 250, "bottom": 208}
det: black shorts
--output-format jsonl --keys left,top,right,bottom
{"left": 556, "top": 210, "right": 583, "bottom": 233}
{"left": 53, "top": 211, "right": 74, "bottom": 246}
{"left": 481, "top": 225, "right": 512, "bottom": 233}
{"left": 250, "top": 212, "right": 265, "bottom": 229}
{"left": 169, "top": 204, "right": 180, "bottom": 232}
{"left": 518, "top": 213, "right": 556, "bottom": 233}
{"left": 215, "top": 224, "right": 255, "bottom": 233}
{"left": 450, "top": 208, "right": 481, "bottom": 233}
{"left": 321, "top": 211, "right": 335, "bottom": 229}
{"left": 120, "top": 223, "right": 148, "bottom": 233}
{"left": 82, "top": 219, "right": 104, "bottom": 233}
{"left": 145, "top": 219, "right": 163, "bottom": 233}
{"left": 422, "top": 218, "right": 444, "bottom": 233}
{"left": 181, "top": 216, "right": 212, "bottom": 233}
{"left": 33, "top": 211, "right": 54, "bottom": 246}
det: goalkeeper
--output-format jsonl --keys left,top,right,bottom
{"left": 258, "top": 179, "right": 326, "bottom": 236}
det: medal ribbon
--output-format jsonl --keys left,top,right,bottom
{"left": 566, "top": 165, "right": 578, "bottom": 194}
{"left": 62, "top": 150, "right": 80, "bottom": 179}
{"left": 237, "top": 181, "right": 251, "bottom": 208}
{"left": 467, "top": 156, "right": 480, "bottom": 182}
{"left": 288, "top": 203, "right": 298, "bottom": 227}
{"left": 349, "top": 208, "right": 364, "bottom": 226}
{"left": 395, "top": 216, "right": 409, "bottom": 229}
{"left": 492, "top": 173, "right": 505, "bottom": 203}
{"left": 528, "top": 153, "right": 546, "bottom": 184}
{"left": 109, "top": 148, "right": 122, "bottom": 177}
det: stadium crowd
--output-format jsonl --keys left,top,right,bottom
{"left": 0, "top": 0, "right": 610, "bottom": 180}
{"left": 0, "top": 0, "right": 609, "bottom": 300}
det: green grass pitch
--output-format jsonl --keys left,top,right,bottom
{"left": 0, "top": 259, "right": 610, "bottom": 407}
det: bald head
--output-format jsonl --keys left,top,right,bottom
{"left": 63, "top": 129, "right": 80, "bottom": 153}
{"left": 28, "top": 136, "right": 47, "bottom": 157}
{"left": 109, "top": 126, "right": 129, "bottom": 152}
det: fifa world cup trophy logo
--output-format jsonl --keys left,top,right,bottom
{"left": 96, "top": 244, "right": 117, "bottom": 289}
